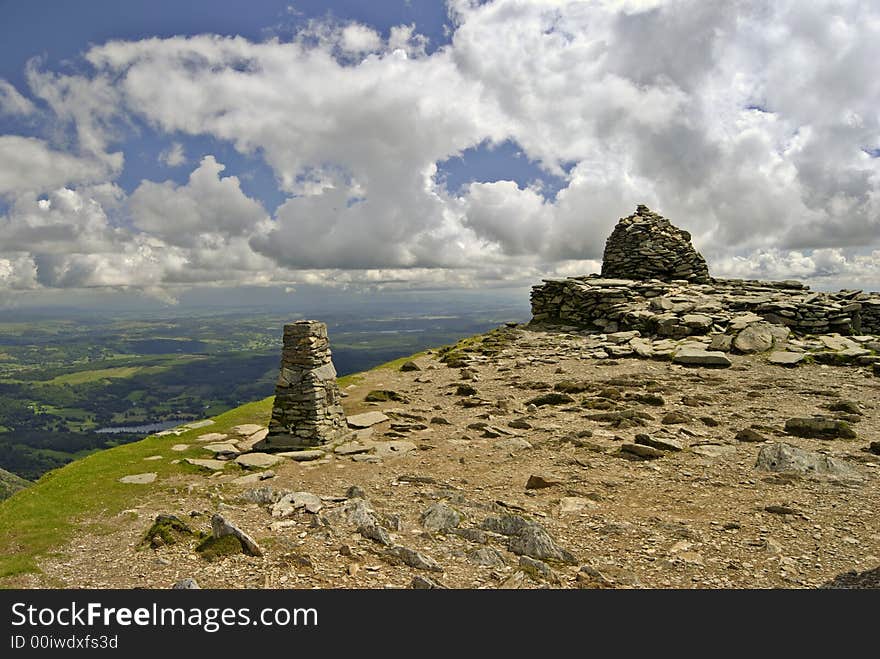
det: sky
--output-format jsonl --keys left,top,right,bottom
{"left": 1, "top": 0, "right": 879, "bottom": 308}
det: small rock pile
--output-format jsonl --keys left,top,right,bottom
{"left": 600, "top": 205, "right": 710, "bottom": 283}
{"left": 256, "top": 320, "right": 350, "bottom": 450}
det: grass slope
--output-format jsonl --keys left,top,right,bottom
{"left": 0, "top": 468, "right": 30, "bottom": 502}
{"left": 0, "top": 357, "right": 417, "bottom": 582}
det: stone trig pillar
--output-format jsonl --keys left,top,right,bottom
{"left": 255, "top": 320, "right": 350, "bottom": 451}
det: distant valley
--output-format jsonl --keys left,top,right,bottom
{"left": 0, "top": 297, "right": 528, "bottom": 480}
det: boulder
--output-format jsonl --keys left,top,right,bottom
{"left": 755, "top": 442, "right": 859, "bottom": 478}
{"left": 733, "top": 322, "right": 775, "bottom": 354}
{"left": 672, "top": 348, "right": 731, "bottom": 367}
{"left": 784, "top": 417, "right": 856, "bottom": 440}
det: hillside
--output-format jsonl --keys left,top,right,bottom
{"left": 1, "top": 325, "right": 878, "bottom": 589}
{"left": 0, "top": 467, "right": 29, "bottom": 501}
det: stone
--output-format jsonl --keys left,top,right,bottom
{"left": 420, "top": 503, "right": 462, "bottom": 532}
{"left": 374, "top": 440, "right": 417, "bottom": 458}
{"left": 232, "top": 424, "right": 264, "bottom": 436}
{"left": 735, "top": 428, "right": 768, "bottom": 443}
{"left": 525, "top": 474, "right": 564, "bottom": 489}
{"left": 386, "top": 546, "right": 443, "bottom": 572}
{"left": 202, "top": 443, "right": 240, "bottom": 458}
{"left": 272, "top": 491, "right": 323, "bottom": 516}
{"left": 784, "top": 417, "right": 856, "bottom": 440}
{"left": 869, "top": 442, "right": 880, "bottom": 456}
{"left": 118, "top": 473, "right": 157, "bottom": 484}
{"left": 346, "top": 411, "right": 389, "bottom": 428}
{"left": 621, "top": 443, "right": 664, "bottom": 459}
{"left": 768, "top": 351, "right": 805, "bottom": 366}
{"left": 365, "top": 390, "right": 409, "bottom": 403}
{"left": 755, "top": 442, "right": 860, "bottom": 478}
{"left": 673, "top": 348, "right": 731, "bottom": 368}
{"left": 661, "top": 411, "right": 691, "bottom": 425}
{"left": 526, "top": 392, "right": 575, "bottom": 406}
{"left": 733, "top": 322, "right": 775, "bottom": 354}
{"left": 493, "top": 437, "right": 533, "bottom": 452}
{"left": 234, "top": 452, "right": 283, "bottom": 469}
{"left": 400, "top": 360, "right": 422, "bottom": 372}
{"left": 171, "top": 444, "right": 189, "bottom": 452}
{"left": 468, "top": 547, "right": 506, "bottom": 567}
{"left": 232, "top": 470, "right": 275, "bottom": 486}
{"left": 256, "top": 320, "right": 350, "bottom": 451}
{"left": 828, "top": 400, "right": 862, "bottom": 415}
{"left": 278, "top": 449, "right": 326, "bottom": 461}
{"left": 507, "top": 524, "right": 577, "bottom": 564}
{"left": 634, "top": 433, "right": 683, "bottom": 451}
{"left": 455, "top": 383, "right": 479, "bottom": 396}
{"left": 410, "top": 575, "right": 446, "bottom": 589}
{"left": 873, "top": 363, "right": 880, "bottom": 377}
{"left": 184, "top": 458, "right": 227, "bottom": 472}
{"left": 171, "top": 578, "right": 200, "bottom": 590}
{"left": 210, "top": 513, "right": 262, "bottom": 556}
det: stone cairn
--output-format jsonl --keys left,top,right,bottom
{"left": 601, "top": 205, "right": 710, "bottom": 283}
{"left": 254, "top": 320, "right": 350, "bottom": 451}
{"left": 530, "top": 205, "right": 880, "bottom": 341}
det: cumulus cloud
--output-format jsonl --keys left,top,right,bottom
{"left": 0, "top": 136, "right": 117, "bottom": 197}
{"left": 130, "top": 155, "right": 268, "bottom": 247}
{"left": 1, "top": 0, "right": 880, "bottom": 299}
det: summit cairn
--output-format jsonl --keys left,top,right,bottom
{"left": 601, "top": 205, "right": 710, "bottom": 283}
{"left": 254, "top": 320, "right": 350, "bottom": 451}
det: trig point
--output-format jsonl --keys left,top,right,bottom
{"left": 254, "top": 320, "right": 350, "bottom": 450}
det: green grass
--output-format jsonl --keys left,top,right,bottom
{"left": 0, "top": 396, "right": 273, "bottom": 581}
{"left": 45, "top": 363, "right": 185, "bottom": 385}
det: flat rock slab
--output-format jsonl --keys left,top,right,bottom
{"left": 203, "top": 443, "right": 240, "bottom": 456}
{"left": 635, "top": 433, "right": 683, "bottom": 451}
{"left": 231, "top": 471, "right": 275, "bottom": 486}
{"left": 621, "top": 443, "right": 664, "bottom": 459}
{"left": 347, "top": 411, "right": 390, "bottom": 428}
{"left": 118, "top": 473, "right": 157, "bottom": 484}
{"left": 785, "top": 417, "right": 856, "bottom": 440}
{"left": 334, "top": 442, "right": 374, "bottom": 456}
{"left": 278, "top": 449, "right": 326, "bottom": 461}
{"left": 170, "top": 444, "right": 190, "bottom": 452}
{"left": 494, "top": 437, "right": 533, "bottom": 452}
{"left": 232, "top": 424, "right": 265, "bottom": 436}
{"left": 673, "top": 348, "right": 732, "bottom": 367}
{"left": 185, "top": 458, "right": 228, "bottom": 471}
{"left": 196, "top": 433, "right": 229, "bottom": 443}
{"left": 768, "top": 351, "right": 805, "bottom": 366}
{"left": 143, "top": 455, "right": 163, "bottom": 461}
{"left": 235, "top": 453, "right": 283, "bottom": 469}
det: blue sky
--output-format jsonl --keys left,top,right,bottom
{"left": 1, "top": 0, "right": 879, "bottom": 305}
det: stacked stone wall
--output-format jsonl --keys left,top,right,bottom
{"left": 256, "top": 320, "right": 350, "bottom": 450}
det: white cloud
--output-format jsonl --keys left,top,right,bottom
{"left": 0, "top": 79, "right": 36, "bottom": 116}
{"left": 339, "top": 24, "right": 382, "bottom": 54}
{"left": 0, "top": 136, "right": 117, "bottom": 196}
{"left": 130, "top": 156, "right": 268, "bottom": 247}
{"left": 158, "top": 141, "right": 186, "bottom": 167}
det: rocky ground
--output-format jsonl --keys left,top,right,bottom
{"left": 16, "top": 324, "right": 880, "bottom": 589}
